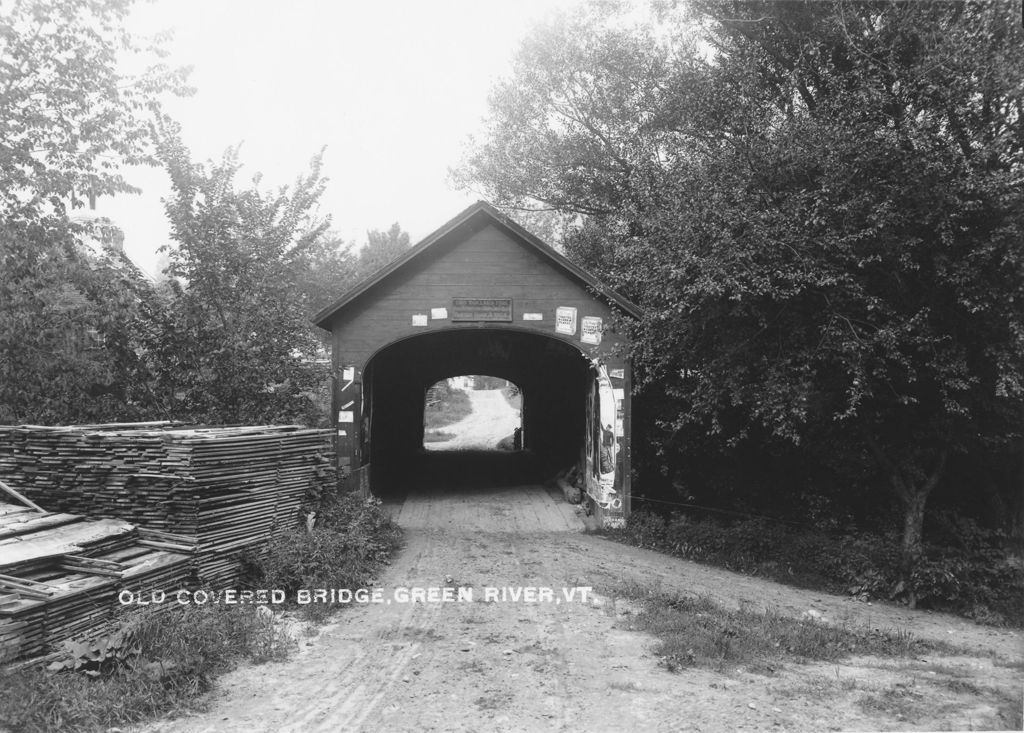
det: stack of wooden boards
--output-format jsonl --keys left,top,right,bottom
{"left": 0, "top": 424, "right": 336, "bottom": 587}
{"left": 0, "top": 501, "right": 191, "bottom": 662}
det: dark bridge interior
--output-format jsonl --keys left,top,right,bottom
{"left": 364, "top": 328, "right": 590, "bottom": 494}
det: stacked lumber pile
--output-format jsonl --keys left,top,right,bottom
{"left": 0, "top": 501, "right": 191, "bottom": 662}
{"left": 0, "top": 424, "right": 335, "bottom": 586}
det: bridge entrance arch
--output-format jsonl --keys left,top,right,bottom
{"left": 313, "top": 202, "right": 640, "bottom": 526}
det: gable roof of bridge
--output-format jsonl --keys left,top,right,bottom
{"left": 312, "top": 200, "right": 642, "bottom": 329}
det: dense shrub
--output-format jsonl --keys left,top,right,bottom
{"left": 0, "top": 604, "right": 291, "bottom": 733}
{"left": 608, "top": 510, "right": 1024, "bottom": 627}
{"left": 0, "top": 496, "right": 400, "bottom": 732}
{"left": 423, "top": 382, "right": 472, "bottom": 430}
{"left": 252, "top": 493, "right": 402, "bottom": 619}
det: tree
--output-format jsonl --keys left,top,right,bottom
{"left": 0, "top": 0, "right": 189, "bottom": 423}
{"left": 0, "top": 0, "right": 190, "bottom": 219}
{"left": 457, "top": 0, "right": 1024, "bottom": 598}
{"left": 453, "top": 2, "right": 690, "bottom": 219}
{"left": 505, "top": 208, "right": 578, "bottom": 250}
{"left": 0, "top": 216, "right": 164, "bottom": 423}
{"left": 147, "top": 134, "right": 336, "bottom": 425}
{"left": 355, "top": 222, "right": 411, "bottom": 277}
{"left": 291, "top": 229, "right": 359, "bottom": 314}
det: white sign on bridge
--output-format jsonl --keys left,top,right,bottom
{"left": 555, "top": 306, "right": 577, "bottom": 335}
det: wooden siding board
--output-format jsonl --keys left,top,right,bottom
{"left": 324, "top": 212, "right": 634, "bottom": 520}
{"left": 326, "top": 223, "right": 627, "bottom": 368}
{"left": 313, "top": 201, "right": 640, "bottom": 328}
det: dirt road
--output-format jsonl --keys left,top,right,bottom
{"left": 146, "top": 485, "right": 1023, "bottom": 732}
{"left": 426, "top": 389, "right": 519, "bottom": 451}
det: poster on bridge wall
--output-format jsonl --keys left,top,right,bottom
{"left": 587, "top": 363, "right": 623, "bottom": 522}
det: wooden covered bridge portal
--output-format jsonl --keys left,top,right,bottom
{"left": 313, "top": 202, "right": 639, "bottom": 525}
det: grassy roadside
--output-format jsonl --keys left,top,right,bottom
{"left": 424, "top": 385, "right": 472, "bottom": 430}
{"left": 0, "top": 494, "right": 402, "bottom": 733}
{"left": 0, "top": 604, "right": 292, "bottom": 733}
{"left": 501, "top": 384, "right": 522, "bottom": 411}
{"left": 424, "top": 384, "right": 472, "bottom": 444}
{"left": 601, "top": 581, "right": 946, "bottom": 674}
{"left": 601, "top": 581, "right": 1023, "bottom": 730}
{"left": 604, "top": 511, "right": 1024, "bottom": 627}
{"left": 252, "top": 493, "right": 403, "bottom": 622}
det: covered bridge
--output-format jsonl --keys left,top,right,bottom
{"left": 313, "top": 201, "right": 639, "bottom": 526}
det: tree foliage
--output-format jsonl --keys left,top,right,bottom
{"left": 146, "top": 134, "right": 336, "bottom": 424}
{"left": 457, "top": 0, "right": 1024, "bottom": 587}
{"left": 0, "top": 0, "right": 190, "bottom": 220}
{"left": 355, "top": 222, "right": 411, "bottom": 277}
{"left": 295, "top": 229, "right": 358, "bottom": 315}
{"left": 0, "top": 217, "right": 162, "bottom": 423}
{"left": 0, "top": 0, "right": 188, "bottom": 423}
{"left": 0, "top": 0, "right": 363, "bottom": 429}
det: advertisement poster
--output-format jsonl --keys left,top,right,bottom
{"left": 555, "top": 306, "right": 577, "bottom": 335}
{"left": 580, "top": 316, "right": 603, "bottom": 345}
{"left": 595, "top": 365, "right": 620, "bottom": 510}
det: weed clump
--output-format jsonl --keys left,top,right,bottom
{"left": 424, "top": 383, "right": 472, "bottom": 430}
{"left": 0, "top": 603, "right": 292, "bottom": 733}
{"left": 606, "top": 511, "right": 1023, "bottom": 626}
{"left": 250, "top": 492, "right": 402, "bottom": 620}
{"left": 0, "top": 494, "right": 400, "bottom": 732}
{"left": 607, "top": 585, "right": 945, "bottom": 675}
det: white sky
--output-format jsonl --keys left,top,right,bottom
{"left": 95, "top": 0, "right": 585, "bottom": 274}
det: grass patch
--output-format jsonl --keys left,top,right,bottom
{"left": 605, "top": 511, "right": 1024, "bottom": 626}
{"left": 424, "top": 385, "right": 472, "bottom": 430}
{"left": 608, "top": 680, "right": 643, "bottom": 692}
{"left": 604, "top": 583, "right": 947, "bottom": 675}
{"left": 0, "top": 603, "right": 292, "bottom": 733}
{"left": 857, "top": 682, "right": 934, "bottom": 723}
{"left": 423, "top": 429, "right": 455, "bottom": 443}
{"left": 0, "top": 485, "right": 401, "bottom": 732}
{"left": 997, "top": 688, "right": 1024, "bottom": 731}
{"left": 495, "top": 433, "right": 516, "bottom": 451}
{"left": 501, "top": 384, "right": 522, "bottom": 410}
{"left": 249, "top": 493, "right": 402, "bottom": 621}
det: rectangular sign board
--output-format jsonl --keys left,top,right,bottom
{"left": 555, "top": 306, "right": 577, "bottom": 335}
{"left": 451, "top": 297, "right": 513, "bottom": 322}
{"left": 581, "top": 316, "right": 603, "bottom": 345}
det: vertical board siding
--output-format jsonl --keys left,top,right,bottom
{"left": 327, "top": 224, "right": 627, "bottom": 367}
{"left": 322, "top": 217, "right": 633, "bottom": 521}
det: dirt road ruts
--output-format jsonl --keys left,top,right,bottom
{"left": 145, "top": 484, "right": 1023, "bottom": 732}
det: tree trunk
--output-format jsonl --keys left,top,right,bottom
{"left": 899, "top": 489, "right": 929, "bottom": 609}
{"left": 865, "top": 434, "right": 949, "bottom": 609}
{"left": 1014, "top": 435, "right": 1024, "bottom": 539}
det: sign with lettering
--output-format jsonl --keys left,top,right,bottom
{"left": 581, "top": 316, "right": 603, "bottom": 345}
{"left": 555, "top": 306, "right": 577, "bottom": 335}
{"left": 451, "top": 297, "right": 513, "bottom": 322}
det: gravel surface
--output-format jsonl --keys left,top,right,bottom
{"left": 144, "top": 484, "right": 1024, "bottom": 733}
{"left": 425, "top": 389, "right": 519, "bottom": 451}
